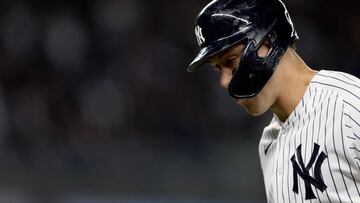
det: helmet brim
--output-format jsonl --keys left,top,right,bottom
{"left": 187, "top": 27, "right": 255, "bottom": 72}
{"left": 187, "top": 46, "right": 214, "bottom": 72}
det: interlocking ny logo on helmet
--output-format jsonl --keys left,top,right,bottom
{"left": 188, "top": 0, "right": 298, "bottom": 99}
{"left": 195, "top": 25, "right": 205, "bottom": 46}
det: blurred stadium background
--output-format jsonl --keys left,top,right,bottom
{"left": 0, "top": 0, "right": 359, "bottom": 202}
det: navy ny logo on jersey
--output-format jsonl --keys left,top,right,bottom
{"left": 290, "top": 143, "right": 328, "bottom": 200}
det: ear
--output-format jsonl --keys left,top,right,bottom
{"left": 258, "top": 39, "right": 271, "bottom": 58}
{"left": 262, "top": 39, "right": 270, "bottom": 48}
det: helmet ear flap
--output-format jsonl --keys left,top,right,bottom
{"left": 228, "top": 30, "right": 287, "bottom": 99}
{"left": 260, "top": 31, "right": 278, "bottom": 57}
{"left": 267, "top": 30, "right": 278, "bottom": 45}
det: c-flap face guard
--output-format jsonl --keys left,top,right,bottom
{"left": 228, "top": 32, "right": 286, "bottom": 99}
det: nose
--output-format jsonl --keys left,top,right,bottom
{"left": 219, "top": 69, "right": 233, "bottom": 89}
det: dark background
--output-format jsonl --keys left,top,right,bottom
{"left": 0, "top": 0, "right": 359, "bottom": 202}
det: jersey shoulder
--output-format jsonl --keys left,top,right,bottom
{"left": 311, "top": 69, "right": 360, "bottom": 102}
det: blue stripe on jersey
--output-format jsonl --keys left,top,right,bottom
{"left": 337, "top": 72, "right": 358, "bottom": 83}
{"left": 344, "top": 113, "right": 360, "bottom": 127}
{"left": 353, "top": 133, "right": 360, "bottom": 140}
{"left": 287, "top": 121, "right": 296, "bottom": 203}
{"left": 349, "top": 147, "right": 360, "bottom": 153}
{"left": 324, "top": 93, "right": 342, "bottom": 203}
{"left": 321, "top": 90, "right": 332, "bottom": 203}
{"left": 343, "top": 100, "right": 360, "bottom": 115}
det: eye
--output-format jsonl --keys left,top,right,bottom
{"left": 224, "top": 56, "right": 238, "bottom": 67}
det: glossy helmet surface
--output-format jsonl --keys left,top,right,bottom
{"left": 188, "top": 0, "right": 298, "bottom": 98}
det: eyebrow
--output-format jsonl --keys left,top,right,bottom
{"left": 219, "top": 45, "right": 244, "bottom": 59}
{"left": 218, "top": 51, "right": 226, "bottom": 59}
{"left": 217, "top": 51, "right": 229, "bottom": 60}
{"left": 212, "top": 45, "right": 242, "bottom": 63}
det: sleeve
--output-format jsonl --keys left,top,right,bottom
{"left": 347, "top": 105, "right": 360, "bottom": 168}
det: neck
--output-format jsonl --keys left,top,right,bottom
{"left": 270, "top": 49, "right": 317, "bottom": 122}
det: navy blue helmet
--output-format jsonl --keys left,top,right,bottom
{"left": 188, "top": 0, "right": 298, "bottom": 98}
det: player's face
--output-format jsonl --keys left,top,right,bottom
{"left": 209, "top": 43, "right": 278, "bottom": 116}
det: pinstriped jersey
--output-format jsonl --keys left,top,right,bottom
{"left": 259, "top": 70, "right": 360, "bottom": 203}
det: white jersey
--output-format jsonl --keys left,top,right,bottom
{"left": 259, "top": 70, "right": 360, "bottom": 203}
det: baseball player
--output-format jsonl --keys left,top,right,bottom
{"left": 187, "top": 0, "right": 360, "bottom": 202}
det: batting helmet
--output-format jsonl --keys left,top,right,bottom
{"left": 188, "top": 0, "right": 298, "bottom": 98}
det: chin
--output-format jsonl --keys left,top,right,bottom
{"left": 236, "top": 97, "right": 268, "bottom": 116}
{"left": 245, "top": 108, "right": 265, "bottom": 116}
{"left": 240, "top": 104, "right": 267, "bottom": 116}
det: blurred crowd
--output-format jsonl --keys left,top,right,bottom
{"left": 0, "top": 0, "right": 359, "bottom": 202}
